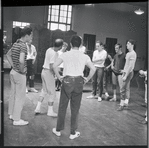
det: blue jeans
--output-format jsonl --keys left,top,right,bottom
{"left": 92, "top": 67, "right": 104, "bottom": 97}
{"left": 56, "top": 76, "right": 84, "bottom": 134}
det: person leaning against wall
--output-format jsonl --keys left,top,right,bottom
{"left": 6, "top": 26, "right": 33, "bottom": 125}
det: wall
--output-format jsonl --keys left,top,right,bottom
{"left": 3, "top": 4, "right": 147, "bottom": 70}
{"left": 72, "top": 4, "right": 147, "bottom": 70}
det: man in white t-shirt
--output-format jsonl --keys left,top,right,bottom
{"left": 34, "top": 39, "right": 63, "bottom": 117}
{"left": 117, "top": 39, "right": 137, "bottom": 111}
{"left": 52, "top": 35, "right": 96, "bottom": 140}
{"left": 87, "top": 41, "right": 107, "bottom": 102}
{"left": 26, "top": 39, "right": 38, "bottom": 93}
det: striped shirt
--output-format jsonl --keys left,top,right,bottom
{"left": 11, "top": 39, "right": 27, "bottom": 73}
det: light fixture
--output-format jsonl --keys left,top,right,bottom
{"left": 85, "top": 4, "right": 94, "bottom": 6}
{"left": 134, "top": 8, "right": 144, "bottom": 15}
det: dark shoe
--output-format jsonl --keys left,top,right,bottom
{"left": 117, "top": 106, "right": 124, "bottom": 111}
{"left": 141, "top": 103, "right": 147, "bottom": 108}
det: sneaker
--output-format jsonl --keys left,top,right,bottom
{"left": 117, "top": 106, "right": 124, "bottom": 111}
{"left": 9, "top": 115, "right": 13, "bottom": 120}
{"left": 47, "top": 112, "right": 57, "bottom": 117}
{"left": 13, "top": 119, "right": 29, "bottom": 126}
{"left": 105, "top": 92, "right": 109, "bottom": 97}
{"left": 69, "top": 131, "right": 80, "bottom": 140}
{"left": 86, "top": 95, "right": 95, "bottom": 99}
{"left": 29, "top": 88, "right": 38, "bottom": 93}
{"left": 138, "top": 120, "right": 147, "bottom": 124}
{"left": 109, "top": 97, "right": 117, "bottom": 102}
{"left": 98, "top": 97, "right": 102, "bottom": 102}
{"left": 34, "top": 109, "right": 41, "bottom": 114}
{"left": 52, "top": 128, "right": 61, "bottom": 136}
{"left": 26, "top": 88, "right": 28, "bottom": 93}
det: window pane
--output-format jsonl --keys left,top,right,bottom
{"left": 68, "top": 12, "right": 71, "bottom": 17}
{"left": 52, "top": 9, "right": 59, "bottom": 16}
{"left": 66, "top": 25, "right": 70, "bottom": 31}
{"left": 47, "top": 22, "right": 50, "bottom": 29}
{"left": 68, "top": 5, "right": 72, "bottom": 11}
{"left": 52, "top": 5, "right": 59, "bottom": 10}
{"left": 16, "top": 22, "right": 21, "bottom": 26}
{"left": 48, "top": 15, "right": 51, "bottom": 21}
{"left": 51, "top": 23, "right": 58, "bottom": 30}
{"left": 60, "top": 17, "right": 66, "bottom": 23}
{"left": 61, "top": 5, "right": 67, "bottom": 11}
{"left": 51, "top": 16, "right": 58, "bottom": 22}
{"left": 59, "top": 24, "right": 66, "bottom": 31}
{"left": 22, "top": 22, "right": 27, "bottom": 26}
{"left": 60, "top": 10, "right": 67, "bottom": 17}
{"left": 67, "top": 18, "right": 71, "bottom": 24}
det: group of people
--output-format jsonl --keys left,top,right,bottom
{"left": 6, "top": 26, "right": 147, "bottom": 141}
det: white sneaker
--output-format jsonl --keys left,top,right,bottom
{"left": 9, "top": 115, "right": 13, "bottom": 120}
{"left": 69, "top": 131, "right": 80, "bottom": 140}
{"left": 86, "top": 95, "right": 95, "bottom": 99}
{"left": 105, "top": 92, "right": 109, "bottom": 97}
{"left": 98, "top": 97, "right": 102, "bottom": 102}
{"left": 47, "top": 112, "right": 57, "bottom": 117}
{"left": 29, "top": 88, "right": 38, "bottom": 93}
{"left": 34, "top": 109, "right": 41, "bottom": 114}
{"left": 109, "top": 97, "right": 117, "bottom": 102}
{"left": 13, "top": 119, "right": 29, "bottom": 126}
{"left": 52, "top": 128, "right": 61, "bottom": 136}
{"left": 26, "top": 88, "right": 28, "bottom": 93}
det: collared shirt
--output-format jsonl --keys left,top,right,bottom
{"left": 11, "top": 39, "right": 27, "bottom": 73}
{"left": 26, "top": 44, "right": 37, "bottom": 60}
{"left": 92, "top": 49, "right": 107, "bottom": 67}
{"left": 123, "top": 50, "right": 137, "bottom": 73}
{"left": 43, "top": 48, "right": 58, "bottom": 70}
{"left": 59, "top": 49, "right": 91, "bottom": 77}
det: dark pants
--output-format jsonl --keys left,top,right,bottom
{"left": 27, "top": 59, "right": 35, "bottom": 88}
{"left": 92, "top": 67, "right": 104, "bottom": 97}
{"left": 56, "top": 76, "right": 84, "bottom": 134}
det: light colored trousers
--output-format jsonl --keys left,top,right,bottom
{"left": 112, "top": 72, "right": 130, "bottom": 97}
{"left": 8, "top": 69, "right": 26, "bottom": 121}
{"left": 40, "top": 69, "right": 56, "bottom": 102}
{"left": 120, "top": 71, "right": 134, "bottom": 100}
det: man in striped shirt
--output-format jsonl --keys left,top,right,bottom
{"left": 6, "top": 26, "right": 33, "bottom": 125}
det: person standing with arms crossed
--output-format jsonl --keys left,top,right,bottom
{"left": 6, "top": 26, "right": 33, "bottom": 125}
{"left": 26, "top": 39, "right": 38, "bottom": 93}
{"left": 34, "top": 39, "right": 63, "bottom": 117}
{"left": 87, "top": 41, "right": 107, "bottom": 102}
{"left": 117, "top": 39, "right": 137, "bottom": 111}
{"left": 52, "top": 35, "right": 96, "bottom": 139}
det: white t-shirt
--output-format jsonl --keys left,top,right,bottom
{"left": 57, "top": 50, "right": 64, "bottom": 68}
{"left": 123, "top": 50, "right": 137, "bottom": 73}
{"left": 43, "top": 48, "right": 58, "bottom": 70}
{"left": 26, "top": 44, "right": 37, "bottom": 60}
{"left": 79, "top": 46, "right": 86, "bottom": 53}
{"left": 59, "top": 49, "right": 91, "bottom": 77}
{"left": 92, "top": 49, "right": 107, "bottom": 67}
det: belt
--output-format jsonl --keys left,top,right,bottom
{"left": 64, "top": 75, "right": 83, "bottom": 79}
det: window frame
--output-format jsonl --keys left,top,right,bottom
{"left": 47, "top": 5, "right": 73, "bottom": 31}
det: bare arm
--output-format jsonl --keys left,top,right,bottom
{"left": 6, "top": 48, "right": 14, "bottom": 68}
{"left": 53, "top": 58, "right": 63, "bottom": 81}
{"left": 19, "top": 52, "right": 26, "bottom": 74}
{"left": 84, "top": 61, "right": 96, "bottom": 83}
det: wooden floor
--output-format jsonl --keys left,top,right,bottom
{"left": 3, "top": 71, "right": 147, "bottom": 146}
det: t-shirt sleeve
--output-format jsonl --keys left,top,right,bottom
{"left": 86, "top": 55, "right": 91, "bottom": 64}
{"left": 20, "top": 43, "right": 27, "bottom": 54}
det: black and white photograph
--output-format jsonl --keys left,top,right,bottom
{"left": 2, "top": 2, "right": 148, "bottom": 147}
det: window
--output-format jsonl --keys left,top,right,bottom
{"left": 47, "top": 5, "right": 72, "bottom": 31}
{"left": 13, "top": 21, "right": 30, "bottom": 28}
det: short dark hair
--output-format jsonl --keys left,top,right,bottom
{"left": 127, "top": 39, "right": 136, "bottom": 46}
{"left": 70, "top": 35, "right": 81, "bottom": 48}
{"left": 96, "top": 41, "right": 104, "bottom": 46}
{"left": 115, "top": 43, "right": 122, "bottom": 48}
{"left": 54, "top": 39, "right": 64, "bottom": 47}
{"left": 20, "top": 26, "right": 32, "bottom": 37}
